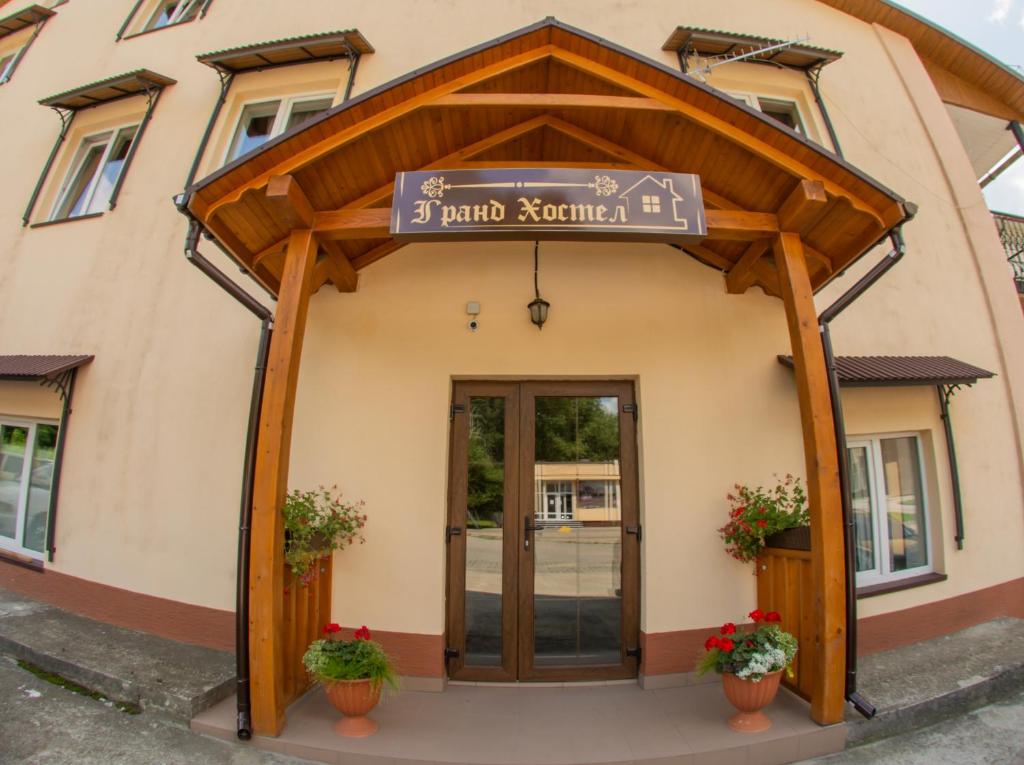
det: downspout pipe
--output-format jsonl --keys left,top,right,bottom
{"left": 184, "top": 218, "right": 272, "bottom": 740}
{"left": 818, "top": 223, "right": 910, "bottom": 719}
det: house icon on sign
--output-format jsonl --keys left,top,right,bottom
{"left": 618, "top": 175, "right": 689, "bottom": 222}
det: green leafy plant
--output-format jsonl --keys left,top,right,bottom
{"left": 283, "top": 485, "right": 366, "bottom": 583}
{"left": 697, "top": 610, "right": 798, "bottom": 682}
{"left": 718, "top": 475, "right": 808, "bottom": 564}
{"left": 303, "top": 625, "right": 398, "bottom": 690}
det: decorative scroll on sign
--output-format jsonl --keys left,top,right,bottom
{"left": 390, "top": 168, "right": 706, "bottom": 243}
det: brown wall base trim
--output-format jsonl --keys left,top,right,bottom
{"left": 335, "top": 626, "right": 444, "bottom": 677}
{"left": 856, "top": 576, "right": 1024, "bottom": 655}
{"left": 0, "top": 560, "right": 234, "bottom": 651}
{"left": 641, "top": 577, "right": 1024, "bottom": 674}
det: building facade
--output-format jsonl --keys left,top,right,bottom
{"left": 1, "top": 0, "right": 1022, "bottom": 741}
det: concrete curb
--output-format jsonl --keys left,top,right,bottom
{"left": 848, "top": 657, "right": 1024, "bottom": 745}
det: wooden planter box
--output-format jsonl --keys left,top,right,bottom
{"left": 764, "top": 525, "right": 810, "bottom": 551}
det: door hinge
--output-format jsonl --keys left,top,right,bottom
{"left": 626, "top": 524, "right": 642, "bottom": 542}
{"left": 450, "top": 403, "right": 465, "bottom": 420}
{"left": 444, "top": 647, "right": 460, "bottom": 666}
{"left": 626, "top": 646, "right": 642, "bottom": 663}
{"left": 446, "top": 526, "right": 463, "bottom": 543}
{"left": 623, "top": 403, "right": 638, "bottom": 421}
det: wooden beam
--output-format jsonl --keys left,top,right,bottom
{"left": 432, "top": 93, "right": 674, "bottom": 112}
{"left": 205, "top": 46, "right": 557, "bottom": 217}
{"left": 266, "top": 175, "right": 358, "bottom": 293}
{"left": 548, "top": 47, "right": 888, "bottom": 228}
{"left": 314, "top": 208, "right": 391, "bottom": 241}
{"left": 705, "top": 210, "right": 779, "bottom": 241}
{"left": 725, "top": 239, "right": 771, "bottom": 294}
{"left": 249, "top": 229, "right": 319, "bottom": 736}
{"left": 774, "top": 232, "right": 846, "bottom": 726}
{"left": 778, "top": 180, "right": 828, "bottom": 233}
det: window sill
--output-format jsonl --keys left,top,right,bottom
{"left": 30, "top": 212, "right": 105, "bottom": 229}
{"left": 857, "top": 572, "right": 947, "bottom": 599}
{"left": 0, "top": 548, "right": 44, "bottom": 572}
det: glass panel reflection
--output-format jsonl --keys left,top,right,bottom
{"left": 23, "top": 425, "right": 58, "bottom": 553}
{"left": 464, "top": 397, "right": 505, "bottom": 666}
{"left": 0, "top": 425, "right": 29, "bottom": 540}
{"left": 881, "top": 437, "right": 927, "bottom": 572}
{"left": 848, "top": 446, "right": 875, "bottom": 572}
{"left": 533, "top": 396, "right": 622, "bottom": 666}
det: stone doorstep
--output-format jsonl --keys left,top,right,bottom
{"left": 0, "top": 588, "right": 234, "bottom": 720}
{"left": 846, "top": 617, "right": 1024, "bottom": 746}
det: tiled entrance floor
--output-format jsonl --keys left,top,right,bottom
{"left": 193, "top": 681, "right": 846, "bottom": 765}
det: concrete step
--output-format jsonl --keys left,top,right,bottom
{"left": 0, "top": 587, "right": 235, "bottom": 719}
{"left": 846, "top": 616, "right": 1024, "bottom": 745}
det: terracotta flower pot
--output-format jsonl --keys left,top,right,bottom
{"left": 721, "top": 669, "right": 783, "bottom": 732}
{"left": 324, "top": 679, "right": 382, "bottom": 737}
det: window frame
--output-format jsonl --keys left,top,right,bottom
{"left": 221, "top": 91, "right": 336, "bottom": 166}
{"left": 49, "top": 122, "right": 139, "bottom": 222}
{"left": 727, "top": 91, "right": 807, "bottom": 135}
{"left": 0, "top": 415, "right": 59, "bottom": 561}
{"left": 141, "top": 0, "right": 202, "bottom": 33}
{"left": 0, "top": 48, "right": 21, "bottom": 83}
{"left": 847, "top": 431, "right": 934, "bottom": 588}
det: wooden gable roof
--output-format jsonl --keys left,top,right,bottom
{"left": 186, "top": 18, "right": 910, "bottom": 298}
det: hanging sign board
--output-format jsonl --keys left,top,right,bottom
{"left": 390, "top": 168, "right": 706, "bottom": 243}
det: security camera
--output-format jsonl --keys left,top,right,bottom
{"left": 468, "top": 319, "right": 479, "bottom": 332}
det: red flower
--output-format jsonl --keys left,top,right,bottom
{"left": 354, "top": 625, "right": 371, "bottom": 641}
{"left": 704, "top": 635, "right": 720, "bottom": 651}
{"left": 718, "top": 638, "right": 735, "bottom": 652}
{"left": 765, "top": 611, "right": 782, "bottom": 623}
{"left": 323, "top": 623, "right": 342, "bottom": 635}
{"left": 720, "top": 622, "right": 737, "bottom": 635}
{"left": 748, "top": 609, "right": 765, "bottom": 622}
{"left": 756, "top": 520, "right": 768, "bottom": 528}
{"left": 746, "top": 641, "right": 754, "bottom": 647}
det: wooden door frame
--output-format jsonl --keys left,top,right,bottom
{"left": 445, "top": 378, "right": 641, "bottom": 682}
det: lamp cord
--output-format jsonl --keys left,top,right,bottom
{"left": 534, "top": 240, "right": 540, "bottom": 299}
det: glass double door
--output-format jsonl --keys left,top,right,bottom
{"left": 446, "top": 381, "right": 640, "bottom": 682}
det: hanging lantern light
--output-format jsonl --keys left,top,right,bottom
{"left": 528, "top": 241, "right": 550, "bottom": 330}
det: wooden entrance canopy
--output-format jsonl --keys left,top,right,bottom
{"left": 183, "top": 18, "right": 911, "bottom": 737}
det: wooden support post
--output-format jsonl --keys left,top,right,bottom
{"left": 249, "top": 229, "right": 318, "bottom": 736}
{"left": 774, "top": 232, "right": 847, "bottom": 726}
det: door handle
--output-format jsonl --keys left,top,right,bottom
{"left": 524, "top": 516, "right": 540, "bottom": 551}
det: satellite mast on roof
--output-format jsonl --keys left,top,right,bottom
{"left": 688, "top": 35, "right": 812, "bottom": 82}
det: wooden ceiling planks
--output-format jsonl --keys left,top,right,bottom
{"left": 188, "top": 19, "right": 908, "bottom": 297}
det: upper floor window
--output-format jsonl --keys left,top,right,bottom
{"left": 225, "top": 94, "right": 333, "bottom": 163}
{"left": 143, "top": 0, "right": 201, "bottom": 32}
{"left": 730, "top": 92, "right": 806, "bottom": 134}
{"left": 848, "top": 433, "right": 933, "bottom": 587}
{"left": 51, "top": 125, "right": 138, "bottom": 221}
{"left": 0, "top": 49, "right": 19, "bottom": 83}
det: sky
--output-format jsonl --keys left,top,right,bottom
{"left": 892, "top": 0, "right": 1024, "bottom": 214}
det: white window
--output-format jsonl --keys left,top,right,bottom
{"left": 0, "top": 49, "right": 21, "bottom": 83}
{"left": 729, "top": 92, "right": 806, "bottom": 134}
{"left": 142, "top": 0, "right": 202, "bottom": 32}
{"left": 847, "top": 434, "right": 932, "bottom": 587}
{"left": 0, "top": 418, "right": 59, "bottom": 559}
{"left": 50, "top": 125, "right": 138, "bottom": 221}
{"left": 641, "top": 194, "right": 661, "bottom": 214}
{"left": 536, "top": 480, "right": 574, "bottom": 521}
{"left": 225, "top": 94, "right": 334, "bottom": 163}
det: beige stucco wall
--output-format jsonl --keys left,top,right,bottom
{"left": 0, "top": 0, "right": 1020, "bottom": 637}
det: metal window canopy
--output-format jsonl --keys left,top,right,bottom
{"left": 0, "top": 354, "right": 93, "bottom": 560}
{"left": 23, "top": 69, "right": 176, "bottom": 225}
{"left": 777, "top": 353, "right": 995, "bottom": 551}
{"left": 116, "top": 0, "right": 216, "bottom": 41}
{"left": 662, "top": 26, "right": 842, "bottom": 71}
{"left": 0, "top": 4, "right": 54, "bottom": 41}
{"left": 196, "top": 29, "right": 374, "bottom": 75}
